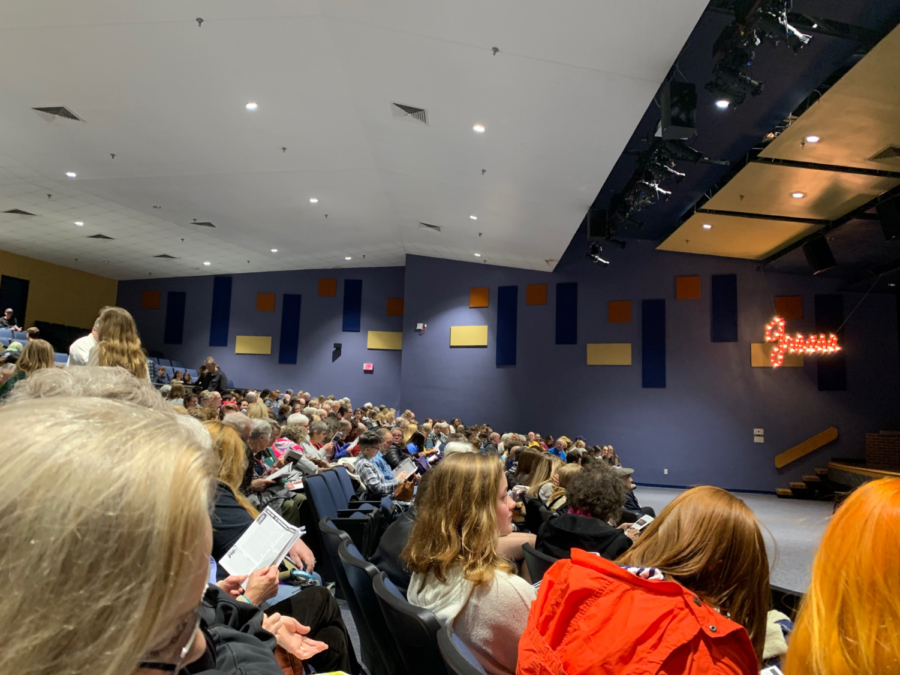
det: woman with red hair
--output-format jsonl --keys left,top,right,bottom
{"left": 784, "top": 478, "right": 900, "bottom": 675}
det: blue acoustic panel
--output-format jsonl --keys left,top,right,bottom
{"left": 555, "top": 282, "right": 578, "bottom": 345}
{"left": 279, "top": 294, "right": 302, "bottom": 364}
{"left": 642, "top": 299, "right": 666, "bottom": 388}
{"left": 342, "top": 279, "right": 363, "bottom": 332}
{"left": 496, "top": 285, "right": 518, "bottom": 366}
{"left": 163, "top": 291, "right": 186, "bottom": 345}
{"left": 710, "top": 274, "right": 738, "bottom": 343}
{"left": 209, "top": 276, "right": 232, "bottom": 347}
{"left": 815, "top": 294, "right": 847, "bottom": 391}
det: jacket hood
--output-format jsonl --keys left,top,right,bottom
{"left": 407, "top": 566, "right": 474, "bottom": 625}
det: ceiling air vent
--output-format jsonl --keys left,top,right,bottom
{"left": 418, "top": 222, "right": 442, "bottom": 233}
{"left": 154, "top": 254, "right": 177, "bottom": 259}
{"left": 391, "top": 102, "right": 428, "bottom": 125}
{"left": 191, "top": 221, "right": 216, "bottom": 228}
{"left": 32, "top": 106, "right": 82, "bottom": 121}
{"left": 3, "top": 209, "right": 35, "bottom": 215}
{"left": 869, "top": 146, "right": 900, "bottom": 162}
{"left": 88, "top": 234, "right": 114, "bottom": 240}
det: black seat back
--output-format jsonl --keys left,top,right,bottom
{"left": 373, "top": 571, "right": 450, "bottom": 675}
{"left": 334, "top": 464, "right": 357, "bottom": 501}
{"left": 522, "top": 495, "right": 546, "bottom": 533}
{"left": 323, "top": 469, "right": 350, "bottom": 509}
{"left": 338, "top": 540, "right": 409, "bottom": 675}
{"left": 522, "top": 542, "right": 560, "bottom": 583}
{"left": 437, "top": 624, "right": 486, "bottom": 675}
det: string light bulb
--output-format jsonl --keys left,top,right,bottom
{"left": 764, "top": 317, "right": 841, "bottom": 367}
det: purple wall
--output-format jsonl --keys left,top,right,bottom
{"left": 118, "top": 267, "right": 405, "bottom": 406}
{"left": 398, "top": 243, "right": 900, "bottom": 492}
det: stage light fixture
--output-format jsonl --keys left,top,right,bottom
{"left": 715, "top": 99, "right": 731, "bottom": 109}
{"left": 586, "top": 242, "right": 610, "bottom": 267}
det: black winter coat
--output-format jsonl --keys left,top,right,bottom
{"left": 536, "top": 513, "right": 632, "bottom": 561}
{"left": 382, "top": 444, "right": 406, "bottom": 469}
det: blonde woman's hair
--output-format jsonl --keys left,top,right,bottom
{"left": 0, "top": 397, "right": 215, "bottom": 675}
{"left": 246, "top": 400, "right": 270, "bottom": 420}
{"left": 403, "top": 452, "right": 514, "bottom": 587}
{"left": 402, "top": 422, "right": 418, "bottom": 445}
{"left": 526, "top": 453, "right": 563, "bottom": 497}
{"left": 618, "top": 486, "right": 770, "bottom": 664}
{"left": 96, "top": 307, "right": 147, "bottom": 380}
{"left": 548, "top": 463, "right": 582, "bottom": 504}
{"left": 204, "top": 420, "right": 258, "bottom": 517}
{"left": 15, "top": 339, "right": 55, "bottom": 376}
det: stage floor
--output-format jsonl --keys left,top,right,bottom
{"left": 637, "top": 486, "right": 833, "bottom": 593}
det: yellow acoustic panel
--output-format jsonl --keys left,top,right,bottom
{"left": 587, "top": 343, "right": 632, "bottom": 366}
{"left": 367, "top": 331, "right": 403, "bottom": 350}
{"left": 702, "top": 163, "right": 899, "bottom": 221}
{"left": 235, "top": 335, "right": 272, "bottom": 355}
{"left": 775, "top": 427, "right": 838, "bottom": 469}
{"left": 450, "top": 325, "right": 488, "bottom": 347}
{"left": 751, "top": 343, "right": 803, "bottom": 368}
{"left": 658, "top": 213, "right": 822, "bottom": 261}
{"left": 760, "top": 25, "right": 900, "bottom": 171}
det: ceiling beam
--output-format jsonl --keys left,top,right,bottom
{"left": 751, "top": 156, "right": 900, "bottom": 180}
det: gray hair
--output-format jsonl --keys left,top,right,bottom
{"left": 244, "top": 391, "right": 258, "bottom": 403}
{"left": 5, "top": 366, "right": 172, "bottom": 415}
{"left": 159, "top": 384, "right": 172, "bottom": 398}
{"left": 286, "top": 413, "right": 309, "bottom": 426}
{"left": 444, "top": 441, "right": 474, "bottom": 456}
{"left": 249, "top": 418, "right": 273, "bottom": 441}
{"left": 309, "top": 420, "right": 327, "bottom": 436}
{"left": 222, "top": 413, "right": 253, "bottom": 440}
{"left": 301, "top": 407, "right": 317, "bottom": 418}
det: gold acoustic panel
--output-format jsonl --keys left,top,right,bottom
{"left": 703, "top": 163, "right": 900, "bottom": 221}
{"left": 750, "top": 343, "right": 803, "bottom": 368}
{"left": 587, "top": 343, "right": 632, "bottom": 366}
{"left": 450, "top": 325, "right": 488, "bottom": 347}
{"left": 367, "top": 331, "right": 403, "bottom": 350}
{"left": 760, "top": 24, "right": 900, "bottom": 171}
{"left": 657, "top": 213, "right": 822, "bottom": 260}
{"left": 235, "top": 335, "right": 272, "bottom": 355}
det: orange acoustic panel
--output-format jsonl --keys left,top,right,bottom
{"left": 469, "top": 287, "right": 489, "bottom": 308}
{"left": 526, "top": 284, "right": 548, "bottom": 305}
{"left": 676, "top": 276, "right": 701, "bottom": 300}
{"left": 774, "top": 296, "right": 803, "bottom": 321}
{"left": 256, "top": 293, "right": 276, "bottom": 312}
{"left": 318, "top": 278, "right": 337, "bottom": 297}
{"left": 386, "top": 297, "right": 405, "bottom": 316}
{"left": 608, "top": 300, "right": 632, "bottom": 323}
{"left": 141, "top": 290, "right": 161, "bottom": 310}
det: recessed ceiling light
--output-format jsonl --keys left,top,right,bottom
{"left": 66, "top": 172, "right": 77, "bottom": 178}
{"left": 473, "top": 124, "right": 485, "bottom": 133}
{"left": 474, "top": 253, "right": 482, "bottom": 257}
{"left": 203, "top": 261, "right": 211, "bottom": 266}
{"left": 889, "top": 283, "right": 897, "bottom": 287}
{"left": 702, "top": 223, "right": 712, "bottom": 230}
{"left": 791, "top": 192, "right": 805, "bottom": 199}
{"left": 470, "top": 215, "right": 478, "bottom": 220}
{"left": 271, "top": 249, "right": 278, "bottom": 253}
{"left": 345, "top": 256, "right": 352, "bottom": 260}
{"left": 805, "top": 135, "right": 820, "bottom": 143}
{"left": 245, "top": 102, "right": 258, "bottom": 111}
{"left": 75, "top": 221, "right": 84, "bottom": 227}
{"left": 715, "top": 99, "right": 730, "bottom": 110}
{"left": 309, "top": 198, "right": 318, "bottom": 204}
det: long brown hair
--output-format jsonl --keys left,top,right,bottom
{"left": 403, "top": 452, "right": 514, "bottom": 587}
{"left": 16, "top": 339, "right": 55, "bottom": 376}
{"left": 203, "top": 421, "right": 258, "bottom": 517}
{"left": 167, "top": 382, "right": 185, "bottom": 400}
{"left": 96, "top": 307, "right": 147, "bottom": 380}
{"left": 526, "top": 453, "right": 563, "bottom": 497}
{"left": 514, "top": 446, "right": 542, "bottom": 485}
{"left": 618, "top": 486, "right": 770, "bottom": 663}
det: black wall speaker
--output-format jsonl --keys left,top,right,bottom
{"left": 802, "top": 237, "right": 837, "bottom": 275}
{"left": 333, "top": 342, "right": 342, "bottom": 350}
{"left": 661, "top": 81, "right": 697, "bottom": 140}
{"left": 877, "top": 195, "right": 900, "bottom": 241}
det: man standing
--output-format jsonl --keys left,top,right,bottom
{"left": 0, "top": 308, "right": 20, "bottom": 331}
{"left": 198, "top": 357, "right": 228, "bottom": 393}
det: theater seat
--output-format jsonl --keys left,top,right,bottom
{"left": 12, "top": 331, "right": 27, "bottom": 342}
{"left": 54, "top": 353, "right": 67, "bottom": 364}
{"left": 0, "top": 338, "right": 10, "bottom": 347}
{"left": 227, "top": 379, "right": 234, "bottom": 389}
{"left": 158, "top": 358, "right": 171, "bottom": 367}
{"left": 186, "top": 369, "right": 198, "bottom": 379}
{"left": 0, "top": 329, "right": 12, "bottom": 340}
{"left": 171, "top": 360, "right": 185, "bottom": 369}
{"left": 438, "top": 624, "right": 486, "bottom": 675}
{"left": 522, "top": 543, "right": 559, "bottom": 583}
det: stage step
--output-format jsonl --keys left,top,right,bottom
{"left": 802, "top": 475, "right": 822, "bottom": 483}
{"left": 776, "top": 488, "right": 794, "bottom": 497}
{"left": 789, "top": 481, "right": 807, "bottom": 490}
{"left": 815, "top": 467, "right": 829, "bottom": 476}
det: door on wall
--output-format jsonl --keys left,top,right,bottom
{"left": 0, "top": 275, "right": 30, "bottom": 326}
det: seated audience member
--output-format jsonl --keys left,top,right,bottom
{"left": 86, "top": 307, "right": 150, "bottom": 380}
{"left": 183, "top": 391, "right": 199, "bottom": 409}
{"left": 0, "top": 307, "right": 20, "bottom": 330}
{"left": 355, "top": 430, "right": 412, "bottom": 499}
{"left": 171, "top": 369, "right": 183, "bottom": 382}
{"left": 784, "top": 478, "right": 900, "bottom": 675}
{"left": 160, "top": 384, "right": 172, "bottom": 399}
{"left": 0, "top": 397, "right": 218, "bottom": 675}
{"left": 203, "top": 421, "right": 357, "bottom": 674}
{"left": 404, "top": 453, "right": 536, "bottom": 675}
{"left": 407, "top": 430, "right": 429, "bottom": 458}
{"left": 520, "top": 485, "right": 769, "bottom": 674}
{"left": 25, "top": 326, "right": 40, "bottom": 341}
{"left": 601, "top": 444, "right": 621, "bottom": 466}
{"left": 536, "top": 463, "right": 633, "bottom": 560}
{"left": 200, "top": 390, "right": 222, "bottom": 410}
{"left": 549, "top": 437, "right": 569, "bottom": 461}
{"left": 0, "top": 338, "right": 55, "bottom": 398}
{"left": 546, "top": 463, "right": 582, "bottom": 512}
{"left": 0, "top": 362, "right": 15, "bottom": 385}
{"left": 152, "top": 365, "right": 169, "bottom": 386}
{"left": 374, "top": 427, "right": 402, "bottom": 472}
{"left": 305, "top": 420, "right": 334, "bottom": 462}
{"left": 167, "top": 382, "right": 186, "bottom": 406}
{"left": 272, "top": 424, "right": 320, "bottom": 476}
{"left": 183, "top": 371, "right": 194, "bottom": 386}
{"left": 526, "top": 453, "right": 563, "bottom": 505}
{"left": 512, "top": 446, "right": 542, "bottom": 488}
{"left": 67, "top": 315, "right": 101, "bottom": 366}
{"left": 247, "top": 400, "right": 270, "bottom": 420}
{"left": 199, "top": 357, "right": 228, "bottom": 393}
{"left": 0, "top": 341, "right": 22, "bottom": 365}
{"left": 615, "top": 466, "right": 656, "bottom": 521}
{"left": 443, "top": 440, "right": 476, "bottom": 456}
{"left": 482, "top": 432, "right": 501, "bottom": 455}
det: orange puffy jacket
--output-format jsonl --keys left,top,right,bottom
{"left": 517, "top": 549, "right": 758, "bottom": 675}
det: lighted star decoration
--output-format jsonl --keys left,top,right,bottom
{"left": 764, "top": 317, "right": 841, "bottom": 368}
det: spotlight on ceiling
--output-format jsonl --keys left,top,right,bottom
{"left": 473, "top": 124, "right": 485, "bottom": 133}
{"left": 271, "top": 249, "right": 278, "bottom": 253}
{"left": 245, "top": 102, "right": 258, "bottom": 111}
{"left": 715, "top": 99, "right": 731, "bottom": 110}
{"left": 474, "top": 253, "right": 482, "bottom": 257}
{"left": 203, "top": 261, "right": 211, "bottom": 266}
{"left": 586, "top": 242, "right": 610, "bottom": 267}
{"left": 792, "top": 192, "right": 805, "bottom": 199}
{"left": 345, "top": 256, "right": 352, "bottom": 260}
{"left": 470, "top": 215, "right": 478, "bottom": 220}
{"left": 805, "top": 135, "right": 820, "bottom": 143}
{"left": 702, "top": 223, "right": 713, "bottom": 230}
{"left": 66, "top": 172, "right": 77, "bottom": 178}
{"left": 309, "top": 198, "right": 318, "bottom": 204}
{"left": 75, "top": 221, "right": 84, "bottom": 227}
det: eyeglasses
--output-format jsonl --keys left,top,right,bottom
{"left": 137, "top": 585, "right": 206, "bottom": 672}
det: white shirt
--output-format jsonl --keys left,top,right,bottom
{"left": 67, "top": 333, "right": 97, "bottom": 367}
